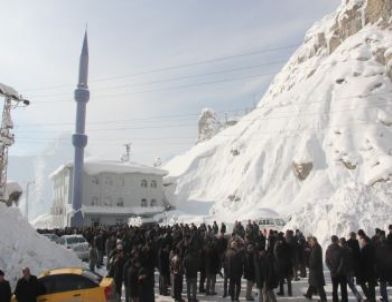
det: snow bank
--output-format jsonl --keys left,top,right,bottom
{"left": 164, "top": 0, "right": 392, "bottom": 239}
{"left": 0, "top": 204, "right": 81, "bottom": 287}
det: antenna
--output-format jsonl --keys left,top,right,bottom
{"left": 121, "top": 142, "right": 132, "bottom": 162}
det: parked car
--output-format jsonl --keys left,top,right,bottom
{"left": 41, "top": 233, "right": 59, "bottom": 244}
{"left": 12, "top": 267, "right": 114, "bottom": 302}
{"left": 59, "top": 235, "right": 89, "bottom": 261}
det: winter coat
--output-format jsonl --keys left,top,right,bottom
{"left": 184, "top": 251, "right": 199, "bottom": 279}
{"left": 225, "top": 248, "right": 244, "bottom": 280}
{"left": 126, "top": 263, "right": 140, "bottom": 298}
{"left": 273, "top": 240, "right": 293, "bottom": 279}
{"left": 358, "top": 243, "right": 376, "bottom": 284}
{"left": 0, "top": 280, "right": 11, "bottom": 302}
{"left": 205, "top": 244, "right": 220, "bottom": 275}
{"left": 109, "top": 255, "right": 125, "bottom": 293}
{"left": 375, "top": 241, "right": 392, "bottom": 282}
{"left": 158, "top": 248, "right": 170, "bottom": 276}
{"left": 138, "top": 266, "right": 155, "bottom": 302}
{"left": 263, "top": 251, "right": 279, "bottom": 290}
{"left": 244, "top": 251, "right": 256, "bottom": 281}
{"left": 340, "top": 246, "right": 355, "bottom": 275}
{"left": 308, "top": 244, "right": 325, "bottom": 287}
{"left": 325, "top": 243, "right": 344, "bottom": 277}
{"left": 347, "top": 238, "right": 361, "bottom": 276}
{"left": 14, "top": 275, "right": 40, "bottom": 302}
{"left": 254, "top": 252, "right": 265, "bottom": 289}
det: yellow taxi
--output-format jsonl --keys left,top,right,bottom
{"left": 13, "top": 268, "right": 115, "bottom": 302}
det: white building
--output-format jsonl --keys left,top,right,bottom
{"left": 50, "top": 159, "right": 169, "bottom": 227}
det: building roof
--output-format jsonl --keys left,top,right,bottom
{"left": 81, "top": 205, "right": 165, "bottom": 216}
{"left": 50, "top": 159, "right": 168, "bottom": 179}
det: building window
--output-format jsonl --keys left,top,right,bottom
{"left": 91, "top": 197, "right": 98, "bottom": 206}
{"left": 104, "top": 197, "right": 113, "bottom": 207}
{"left": 117, "top": 198, "right": 124, "bottom": 207}
{"left": 141, "top": 179, "right": 148, "bottom": 188}
{"left": 104, "top": 176, "right": 113, "bottom": 186}
{"left": 92, "top": 176, "right": 99, "bottom": 185}
{"left": 150, "top": 199, "right": 157, "bottom": 207}
{"left": 141, "top": 199, "right": 147, "bottom": 207}
{"left": 151, "top": 180, "right": 157, "bottom": 188}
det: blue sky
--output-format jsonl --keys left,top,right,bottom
{"left": 1, "top": 0, "right": 340, "bottom": 164}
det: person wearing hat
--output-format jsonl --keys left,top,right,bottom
{"left": 0, "top": 270, "right": 11, "bottom": 302}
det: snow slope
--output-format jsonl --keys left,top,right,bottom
{"left": 0, "top": 204, "right": 81, "bottom": 287}
{"left": 164, "top": 0, "right": 392, "bottom": 244}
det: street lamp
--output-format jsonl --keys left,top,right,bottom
{"left": 25, "top": 181, "right": 35, "bottom": 221}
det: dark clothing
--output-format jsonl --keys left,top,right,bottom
{"left": 109, "top": 255, "right": 125, "bottom": 296}
{"left": 254, "top": 252, "right": 265, "bottom": 290}
{"left": 244, "top": 251, "right": 255, "bottom": 282}
{"left": 331, "top": 275, "right": 348, "bottom": 302}
{"left": 14, "top": 276, "right": 40, "bottom": 302}
{"left": 326, "top": 243, "right": 344, "bottom": 278}
{"left": 126, "top": 264, "right": 139, "bottom": 299}
{"left": 229, "top": 277, "right": 241, "bottom": 301}
{"left": 308, "top": 244, "right": 325, "bottom": 287}
{"left": 358, "top": 243, "right": 376, "bottom": 284}
{"left": 225, "top": 248, "right": 244, "bottom": 279}
{"left": 184, "top": 251, "right": 199, "bottom": 280}
{"left": 138, "top": 267, "right": 155, "bottom": 302}
{"left": 347, "top": 238, "right": 361, "bottom": 276}
{"left": 0, "top": 280, "right": 11, "bottom": 302}
{"left": 375, "top": 241, "right": 392, "bottom": 282}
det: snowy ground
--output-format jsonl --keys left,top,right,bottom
{"left": 133, "top": 272, "right": 392, "bottom": 302}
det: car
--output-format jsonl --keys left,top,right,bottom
{"left": 58, "top": 235, "right": 90, "bottom": 261}
{"left": 12, "top": 268, "right": 114, "bottom": 302}
{"left": 41, "top": 233, "right": 60, "bottom": 244}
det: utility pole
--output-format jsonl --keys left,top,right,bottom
{"left": 25, "top": 181, "right": 35, "bottom": 221}
{"left": 0, "top": 84, "right": 29, "bottom": 204}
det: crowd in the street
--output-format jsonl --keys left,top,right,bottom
{"left": 1, "top": 222, "right": 391, "bottom": 302}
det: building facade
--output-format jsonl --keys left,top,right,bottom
{"left": 50, "top": 160, "right": 169, "bottom": 227}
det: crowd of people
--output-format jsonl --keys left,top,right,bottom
{"left": 1, "top": 222, "right": 391, "bottom": 302}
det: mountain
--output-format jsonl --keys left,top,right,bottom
{"left": 164, "top": 0, "right": 392, "bottom": 244}
{"left": 8, "top": 134, "right": 74, "bottom": 221}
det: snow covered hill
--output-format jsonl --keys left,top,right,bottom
{"left": 0, "top": 203, "right": 81, "bottom": 287}
{"left": 164, "top": 0, "right": 392, "bottom": 244}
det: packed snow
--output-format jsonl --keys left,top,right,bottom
{"left": 0, "top": 204, "right": 81, "bottom": 287}
{"left": 164, "top": 0, "right": 392, "bottom": 243}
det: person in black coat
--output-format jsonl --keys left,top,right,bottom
{"left": 0, "top": 270, "right": 11, "bottom": 302}
{"left": 347, "top": 232, "right": 361, "bottom": 279}
{"left": 158, "top": 244, "right": 170, "bottom": 296}
{"left": 126, "top": 259, "right": 140, "bottom": 302}
{"left": 184, "top": 249, "right": 199, "bottom": 302}
{"left": 205, "top": 239, "right": 220, "bottom": 295}
{"left": 244, "top": 244, "right": 256, "bottom": 301}
{"left": 109, "top": 249, "right": 125, "bottom": 301}
{"left": 326, "top": 235, "right": 348, "bottom": 302}
{"left": 225, "top": 241, "right": 244, "bottom": 302}
{"left": 274, "top": 234, "right": 293, "bottom": 297}
{"left": 14, "top": 268, "right": 41, "bottom": 302}
{"left": 375, "top": 234, "right": 392, "bottom": 302}
{"left": 253, "top": 248, "right": 265, "bottom": 302}
{"left": 358, "top": 236, "right": 376, "bottom": 302}
{"left": 304, "top": 237, "right": 327, "bottom": 302}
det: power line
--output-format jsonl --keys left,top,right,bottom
{"left": 22, "top": 43, "right": 299, "bottom": 92}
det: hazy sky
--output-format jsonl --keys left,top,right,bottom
{"left": 1, "top": 0, "right": 340, "bottom": 164}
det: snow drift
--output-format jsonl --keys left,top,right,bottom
{"left": 164, "top": 0, "right": 392, "bottom": 243}
{"left": 0, "top": 204, "right": 81, "bottom": 287}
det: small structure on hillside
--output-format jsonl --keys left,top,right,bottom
{"left": 50, "top": 159, "right": 170, "bottom": 227}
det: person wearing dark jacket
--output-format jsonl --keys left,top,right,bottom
{"left": 184, "top": 249, "right": 199, "bottom": 302}
{"left": 109, "top": 249, "right": 125, "bottom": 302}
{"left": 375, "top": 235, "right": 392, "bottom": 302}
{"left": 205, "top": 239, "right": 219, "bottom": 295}
{"left": 254, "top": 248, "right": 265, "bottom": 302}
{"left": 326, "top": 235, "right": 348, "bottom": 302}
{"left": 262, "top": 249, "right": 279, "bottom": 302}
{"left": 14, "top": 268, "right": 40, "bottom": 302}
{"left": 0, "top": 270, "right": 11, "bottom": 302}
{"left": 170, "top": 248, "right": 183, "bottom": 302}
{"left": 225, "top": 241, "right": 244, "bottom": 302}
{"left": 339, "top": 238, "right": 362, "bottom": 302}
{"left": 304, "top": 237, "right": 327, "bottom": 302}
{"left": 273, "top": 234, "right": 292, "bottom": 297}
{"left": 158, "top": 244, "right": 170, "bottom": 296}
{"left": 347, "top": 232, "right": 361, "bottom": 279}
{"left": 244, "top": 244, "right": 256, "bottom": 301}
{"left": 358, "top": 236, "right": 376, "bottom": 302}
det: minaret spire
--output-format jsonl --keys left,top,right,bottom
{"left": 71, "top": 31, "right": 90, "bottom": 227}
